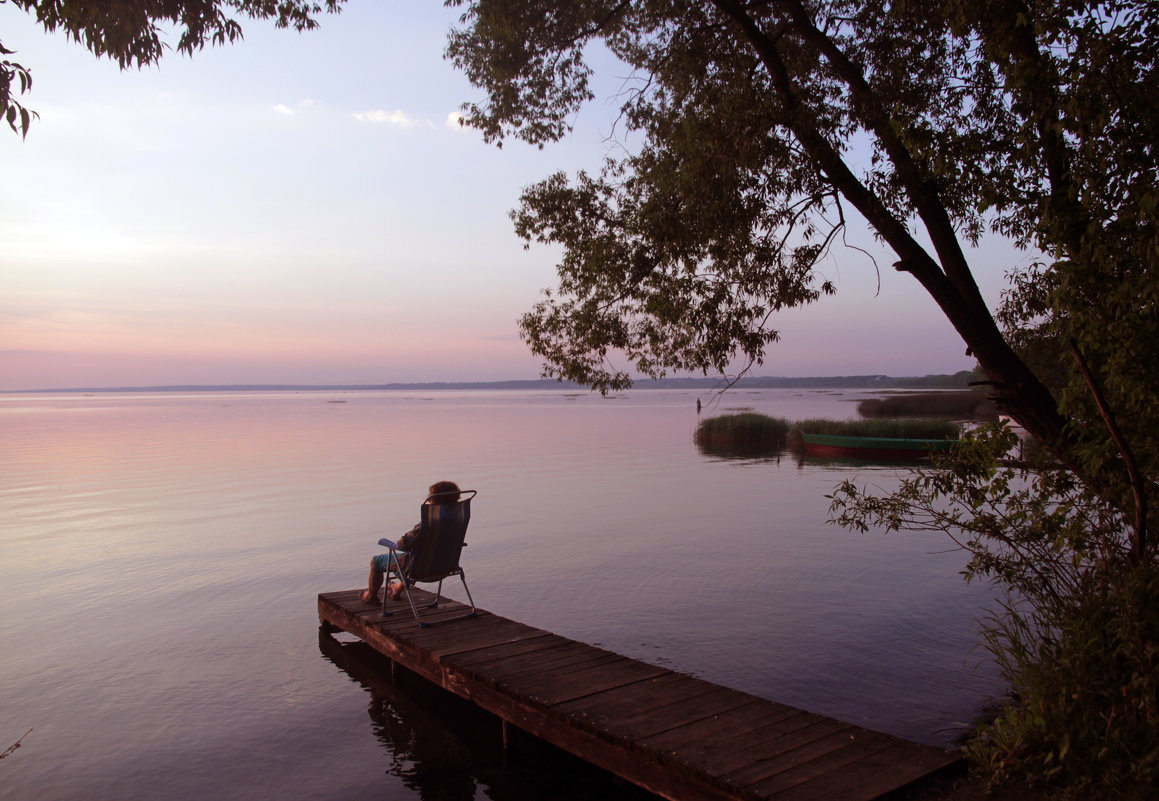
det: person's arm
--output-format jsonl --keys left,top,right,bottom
{"left": 397, "top": 523, "right": 420, "bottom": 551}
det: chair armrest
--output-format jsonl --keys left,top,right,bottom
{"left": 378, "top": 538, "right": 399, "bottom": 549}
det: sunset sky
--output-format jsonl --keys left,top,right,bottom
{"left": 1, "top": 3, "right": 1030, "bottom": 391}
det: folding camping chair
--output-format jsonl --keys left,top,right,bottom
{"left": 377, "top": 488, "right": 477, "bottom": 627}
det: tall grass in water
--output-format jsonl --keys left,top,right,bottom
{"left": 696, "top": 414, "right": 960, "bottom": 458}
{"left": 793, "top": 418, "right": 961, "bottom": 440}
{"left": 694, "top": 413, "right": 791, "bottom": 457}
{"left": 858, "top": 391, "right": 997, "bottom": 420}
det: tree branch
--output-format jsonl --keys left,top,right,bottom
{"left": 709, "top": 0, "right": 1076, "bottom": 476}
{"left": 1069, "top": 340, "right": 1148, "bottom": 562}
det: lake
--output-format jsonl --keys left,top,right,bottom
{"left": 0, "top": 388, "right": 1002, "bottom": 800}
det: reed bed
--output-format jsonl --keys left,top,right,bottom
{"left": 694, "top": 413, "right": 792, "bottom": 455}
{"left": 857, "top": 391, "right": 996, "bottom": 420}
{"left": 792, "top": 417, "right": 961, "bottom": 440}
{"left": 695, "top": 413, "right": 961, "bottom": 457}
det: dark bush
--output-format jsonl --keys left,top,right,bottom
{"left": 967, "top": 563, "right": 1159, "bottom": 799}
{"left": 694, "top": 413, "right": 791, "bottom": 457}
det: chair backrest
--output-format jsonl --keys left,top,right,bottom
{"left": 408, "top": 490, "right": 475, "bottom": 582}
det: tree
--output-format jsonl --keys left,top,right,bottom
{"left": 448, "top": 2, "right": 1157, "bottom": 792}
{"left": 448, "top": 0, "right": 1156, "bottom": 548}
{"left": 1, "top": 0, "right": 345, "bottom": 137}
{"left": 828, "top": 422, "right": 1159, "bottom": 796}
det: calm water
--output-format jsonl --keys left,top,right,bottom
{"left": 1, "top": 388, "right": 1002, "bottom": 800}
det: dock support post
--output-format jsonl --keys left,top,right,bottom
{"left": 499, "top": 719, "right": 512, "bottom": 774}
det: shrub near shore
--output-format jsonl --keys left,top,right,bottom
{"left": 694, "top": 413, "right": 792, "bottom": 455}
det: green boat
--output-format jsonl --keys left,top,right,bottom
{"left": 800, "top": 432, "right": 957, "bottom": 460}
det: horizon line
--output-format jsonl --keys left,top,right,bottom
{"left": 1, "top": 371, "right": 980, "bottom": 394}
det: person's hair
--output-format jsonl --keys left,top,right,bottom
{"left": 427, "top": 480, "right": 461, "bottom": 504}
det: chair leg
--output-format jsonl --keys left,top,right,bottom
{"left": 383, "top": 568, "right": 477, "bottom": 627}
{"left": 458, "top": 569, "right": 477, "bottom": 616}
{"left": 397, "top": 581, "right": 427, "bottom": 627}
{"left": 381, "top": 550, "right": 409, "bottom": 618}
{"left": 425, "top": 579, "right": 445, "bottom": 610}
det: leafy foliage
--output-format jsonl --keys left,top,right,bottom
{"left": 831, "top": 423, "right": 1158, "bottom": 794}
{"left": 968, "top": 563, "right": 1159, "bottom": 800}
{"left": 450, "top": 16, "right": 1158, "bottom": 790}
{"left": 447, "top": 1, "right": 1156, "bottom": 517}
{"left": 1, "top": 0, "right": 346, "bottom": 137}
{"left": 0, "top": 37, "right": 34, "bottom": 137}
{"left": 831, "top": 425, "right": 1129, "bottom": 603}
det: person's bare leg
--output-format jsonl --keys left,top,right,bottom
{"left": 360, "top": 559, "right": 383, "bottom": 604}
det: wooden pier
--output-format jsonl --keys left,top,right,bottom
{"left": 318, "top": 590, "right": 960, "bottom": 801}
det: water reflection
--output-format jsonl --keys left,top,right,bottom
{"left": 693, "top": 439, "right": 787, "bottom": 461}
{"left": 2, "top": 389, "right": 1002, "bottom": 800}
{"left": 693, "top": 437, "right": 934, "bottom": 468}
{"left": 788, "top": 452, "right": 932, "bottom": 469}
{"left": 316, "top": 628, "right": 660, "bottom": 801}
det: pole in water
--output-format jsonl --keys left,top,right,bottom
{"left": 696, "top": 398, "right": 701, "bottom": 414}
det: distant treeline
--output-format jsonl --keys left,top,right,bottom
{"left": 11, "top": 371, "right": 984, "bottom": 394}
{"left": 634, "top": 371, "right": 984, "bottom": 390}
{"left": 893, "top": 370, "right": 982, "bottom": 388}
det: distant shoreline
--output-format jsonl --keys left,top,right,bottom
{"left": 2, "top": 372, "right": 981, "bottom": 394}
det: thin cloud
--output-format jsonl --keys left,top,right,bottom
{"left": 445, "top": 111, "right": 467, "bottom": 129}
{"left": 353, "top": 109, "right": 420, "bottom": 127}
{"left": 273, "top": 99, "right": 315, "bottom": 116}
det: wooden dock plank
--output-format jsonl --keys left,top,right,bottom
{"left": 585, "top": 684, "right": 762, "bottom": 744}
{"left": 512, "top": 654, "right": 672, "bottom": 707}
{"left": 450, "top": 633, "right": 577, "bottom": 668}
{"left": 647, "top": 708, "right": 821, "bottom": 774}
{"left": 743, "top": 732, "right": 902, "bottom": 799}
{"left": 722, "top": 719, "right": 859, "bottom": 785}
{"left": 318, "top": 590, "right": 959, "bottom": 801}
{"left": 637, "top": 701, "right": 813, "bottom": 757}
{"left": 781, "top": 739, "right": 959, "bottom": 801}
{"left": 554, "top": 672, "right": 727, "bottom": 733}
{"left": 484, "top": 649, "right": 633, "bottom": 692}
{"left": 479, "top": 640, "right": 622, "bottom": 676}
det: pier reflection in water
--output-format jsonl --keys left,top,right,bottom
{"left": 317, "top": 628, "right": 660, "bottom": 801}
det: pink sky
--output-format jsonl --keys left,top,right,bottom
{"left": 1, "top": 4, "right": 1017, "bottom": 391}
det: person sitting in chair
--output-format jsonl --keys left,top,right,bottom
{"left": 360, "top": 480, "right": 461, "bottom": 604}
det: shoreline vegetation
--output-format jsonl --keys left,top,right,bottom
{"left": 858, "top": 392, "right": 997, "bottom": 420}
{"left": 695, "top": 414, "right": 963, "bottom": 454}
{"left": 694, "top": 412, "right": 795, "bottom": 453}
{"left": 793, "top": 417, "right": 962, "bottom": 440}
{"left": 694, "top": 392, "right": 987, "bottom": 456}
{"left": 2, "top": 370, "right": 983, "bottom": 395}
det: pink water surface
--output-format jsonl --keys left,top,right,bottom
{"left": 0, "top": 388, "right": 1000, "bottom": 800}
